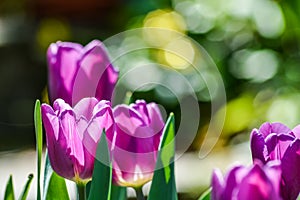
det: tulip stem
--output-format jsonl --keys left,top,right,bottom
{"left": 77, "top": 183, "right": 86, "bottom": 200}
{"left": 135, "top": 187, "right": 145, "bottom": 200}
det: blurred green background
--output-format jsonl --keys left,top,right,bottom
{"left": 0, "top": 0, "right": 300, "bottom": 171}
{"left": 1, "top": 0, "right": 300, "bottom": 198}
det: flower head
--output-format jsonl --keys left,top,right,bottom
{"left": 250, "top": 122, "right": 300, "bottom": 199}
{"left": 41, "top": 97, "right": 114, "bottom": 183}
{"left": 212, "top": 162, "right": 282, "bottom": 200}
{"left": 111, "top": 100, "right": 165, "bottom": 188}
{"left": 47, "top": 40, "right": 118, "bottom": 106}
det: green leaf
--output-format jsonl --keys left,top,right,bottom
{"left": 4, "top": 175, "right": 15, "bottom": 200}
{"left": 88, "top": 130, "right": 112, "bottom": 200}
{"left": 43, "top": 152, "right": 70, "bottom": 200}
{"left": 34, "top": 99, "right": 43, "bottom": 200}
{"left": 148, "top": 113, "right": 177, "bottom": 200}
{"left": 18, "top": 174, "right": 34, "bottom": 200}
{"left": 42, "top": 152, "right": 50, "bottom": 197}
{"left": 85, "top": 181, "right": 91, "bottom": 199}
{"left": 45, "top": 173, "right": 70, "bottom": 200}
{"left": 111, "top": 185, "right": 127, "bottom": 200}
{"left": 42, "top": 152, "right": 51, "bottom": 197}
{"left": 198, "top": 188, "right": 211, "bottom": 200}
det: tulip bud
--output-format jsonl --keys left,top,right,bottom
{"left": 47, "top": 40, "right": 118, "bottom": 106}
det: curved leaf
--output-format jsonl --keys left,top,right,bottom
{"left": 4, "top": 175, "right": 15, "bottom": 200}
{"left": 34, "top": 99, "right": 43, "bottom": 200}
{"left": 198, "top": 188, "right": 211, "bottom": 200}
{"left": 88, "top": 130, "right": 112, "bottom": 200}
{"left": 148, "top": 113, "right": 177, "bottom": 200}
{"left": 18, "top": 174, "right": 34, "bottom": 200}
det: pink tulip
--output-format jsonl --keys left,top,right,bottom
{"left": 250, "top": 122, "right": 300, "bottom": 199}
{"left": 212, "top": 161, "right": 282, "bottom": 200}
{"left": 41, "top": 97, "right": 114, "bottom": 183}
{"left": 47, "top": 40, "right": 118, "bottom": 106}
{"left": 111, "top": 100, "right": 165, "bottom": 188}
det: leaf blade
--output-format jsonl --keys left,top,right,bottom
{"left": 34, "top": 99, "right": 43, "bottom": 200}
{"left": 42, "top": 152, "right": 70, "bottom": 200}
{"left": 18, "top": 174, "right": 34, "bottom": 200}
{"left": 4, "top": 175, "right": 15, "bottom": 200}
{"left": 45, "top": 173, "right": 70, "bottom": 200}
{"left": 88, "top": 130, "right": 112, "bottom": 200}
{"left": 111, "top": 185, "right": 127, "bottom": 200}
{"left": 198, "top": 188, "right": 212, "bottom": 200}
{"left": 148, "top": 113, "right": 178, "bottom": 200}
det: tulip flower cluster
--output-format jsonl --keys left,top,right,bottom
{"left": 42, "top": 98, "right": 164, "bottom": 187}
{"left": 40, "top": 39, "right": 300, "bottom": 200}
{"left": 210, "top": 122, "right": 300, "bottom": 200}
{"left": 41, "top": 40, "right": 166, "bottom": 199}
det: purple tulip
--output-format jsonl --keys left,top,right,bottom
{"left": 211, "top": 162, "right": 282, "bottom": 200}
{"left": 111, "top": 100, "right": 165, "bottom": 188}
{"left": 250, "top": 122, "right": 300, "bottom": 200}
{"left": 41, "top": 97, "right": 114, "bottom": 183}
{"left": 47, "top": 40, "right": 118, "bottom": 106}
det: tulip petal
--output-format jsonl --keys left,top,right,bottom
{"left": 53, "top": 99, "right": 86, "bottom": 176}
{"left": 58, "top": 107, "right": 85, "bottom": 168}
{"left": 223, "top": 166, "right": 243, "bottom": 200}
{"left": 292, "top": 125, "right": 300, "bottom": 139}
{"left": 73, "top": 97, "right": 99, "bottom": 121}
{"left": 131, "top": 101, "right": 164, "bottom": 134}
{"left": 78, "top": 148, "right": 94, "bottom": 180}
{"left": 211, "top": 169, "right": 224, "bottom": 200}
{"left": 265, "top": 133, "right": 294, "bottom": 160}
{"left": 259, "top": 122, "right": 291, "bottom": 138}
{"left": 83, "top": 101, "right": 115, "bottom": 154}
{"left": 41, "top": 104, "right": 75, "bottom": 180}
{"left": 264, "top": 161, "right": 282, "bottom": 196}
{"left": 114, "top": 105, "right": 145, "bottom": 134}
{"left": 112, "top": 151, "right": 155, "bottom": 187}
{"left": 132, "top": 100, "right": 151, "bottom": 124}
{"left": 147, "top": 103, "right": 165, "bottom": 148}
{"left": 250, "top": 129, "right": 268, "bottom": 163}
{"left": 47, "top": 42, "right": 82, "bottom": 104}
{"left": 236, "top": 164, "right": 280, "bottom": 200}
{"left": 72, "top": 40, "right": 118, "bottom": 105}
{"left": 281, "top": 139, "right": 300, "bottom": 200}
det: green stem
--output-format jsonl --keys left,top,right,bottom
{"left": 135, "top": 187, "right": 145, "bottom": 200}
{"left": 77, "top": 183, "right": 86, "bottom": 200}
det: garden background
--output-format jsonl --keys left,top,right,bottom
{"left": 0, "top": 0, "right": 299, "bottom": 199}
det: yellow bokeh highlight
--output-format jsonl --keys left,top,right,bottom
{"left": 144, "top": 9, "right": 186, "bottom": 33}
{"left": 163, "top": 38, "right": 195, "bottom": 70}
{"left": 143, "top": 9, "right": 186, "bottom": 47}
{"left": 142, "top": 9, "right": 197, "bottom": 70}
